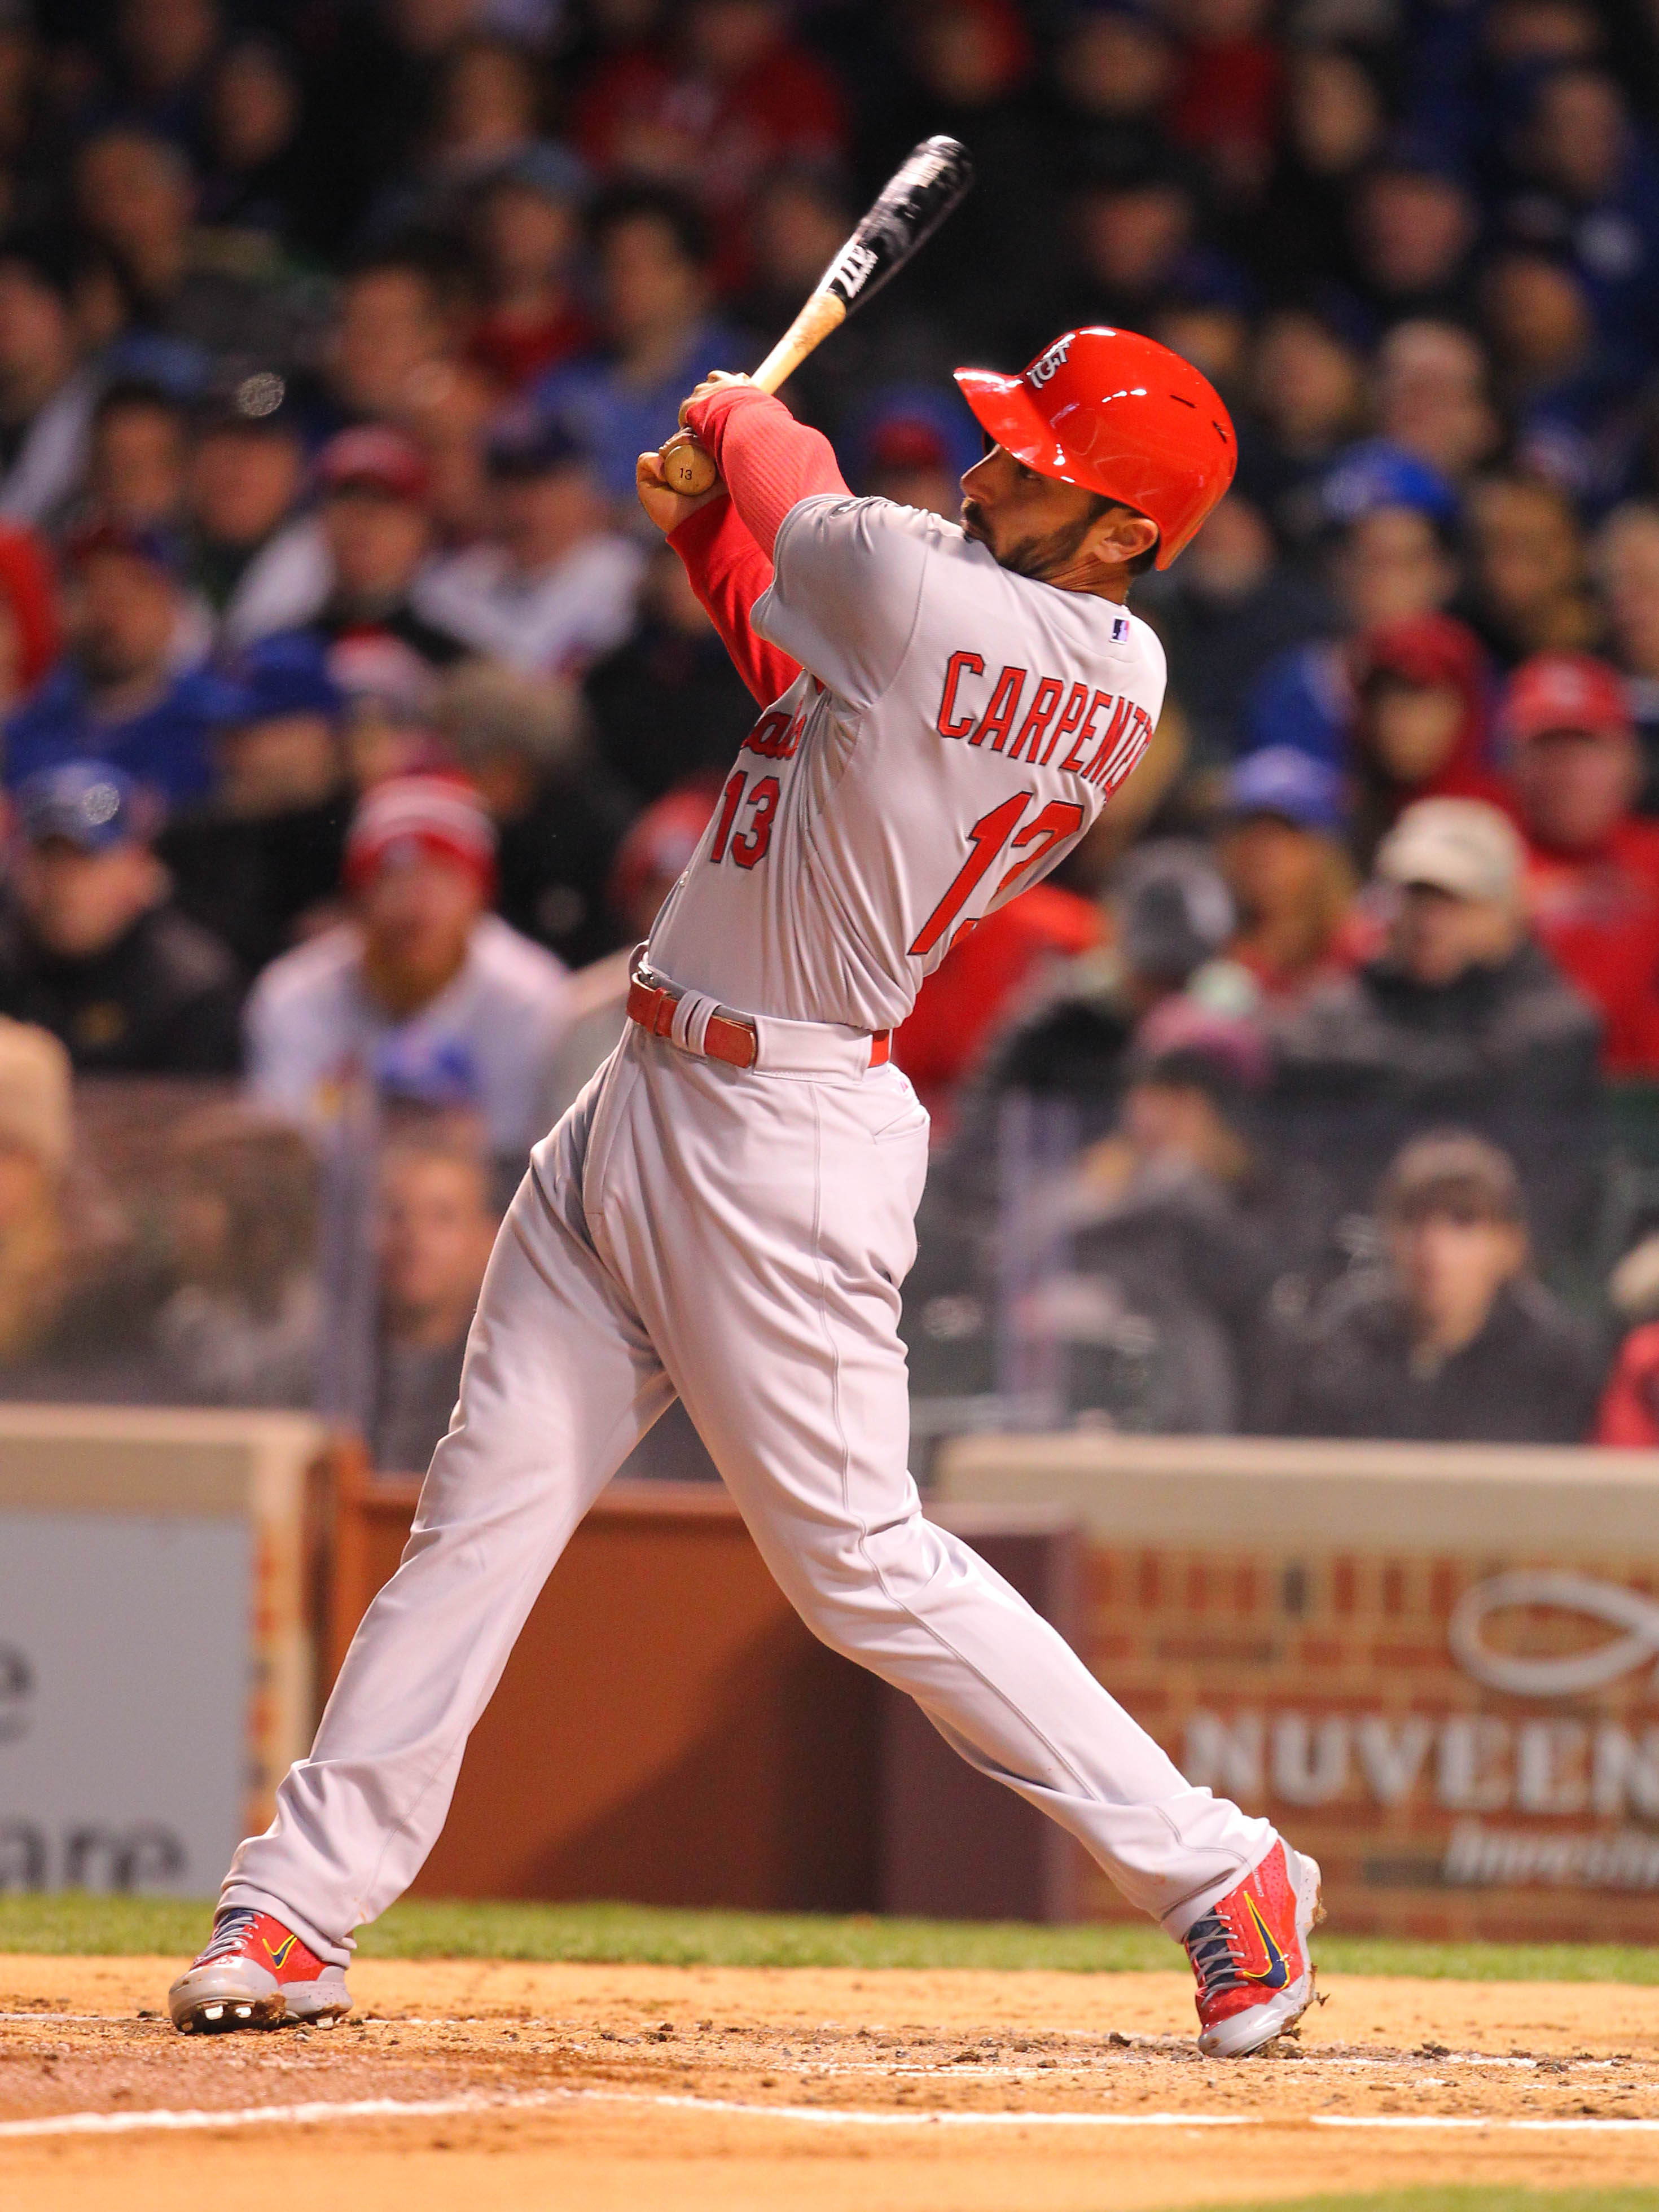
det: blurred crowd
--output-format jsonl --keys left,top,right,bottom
{"left": 10, "top": 0, "right": 1659, "bottom": 1460}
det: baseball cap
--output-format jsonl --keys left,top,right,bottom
{"left": 15, "top": 760, "right": 146, "bottom": 851}
{"left": 1129, "top": 995, "right": 1270, "bottom": 1097}
{"left": 344, "top": 773, "right": 497, "bottom": 894}
{"left": 316, "top": 424, "right": 429, "bottom": 502}
{"left": 1350, "top": 612, "right": 1484, "bottom": 693}
{"left": 229, "top": 630, "right": 344, "bottom": 723}
{"left": 1379, "top": 1129, "right": 1524, "bottom": 1228}
{"left": 1114, "top": 841, "right": 1236, "bottom": 982}
{"left": 1227, "top": 746, "right": 1344, "bottom": 833}
{"left": 484, "top": 409, "right": 585, "bottom": 480}
{"left": 607, "top": 783, "right": 716, "bottom": 919}
{"left": 1503, "top": 651, "right": 1631, "bottom": 744}
{"left": 844, "top": 384, "right": 981, "bottom": 488}
{"left": 1376, "top": 797, "right": 1524, "bottom": 903}
{"left": 870, "top": 416, "right": 948, "bottom": 473}
{"left": 1320, "top": 439, "right": 1459, "bottom": 529}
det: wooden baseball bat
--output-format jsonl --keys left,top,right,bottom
{"left": 657, "top": 135, "right": 974, "bottom": 497}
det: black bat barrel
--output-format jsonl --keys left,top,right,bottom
{"left": 817, "top": 137, "right": 975, "bottom": 315}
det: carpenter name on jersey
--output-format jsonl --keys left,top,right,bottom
{"left": 647, "top": 494, "right": 1167, "bottom": 1033}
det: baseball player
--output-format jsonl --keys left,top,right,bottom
{"left": 170, "top": 327, "right": 1322, "bottom": 2059}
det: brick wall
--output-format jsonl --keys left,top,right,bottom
{"left": 1080, "top": 1544, "right": 1659, "bottom": 1940}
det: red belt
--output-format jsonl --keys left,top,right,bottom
{"left": 626, "top": 974, "right": 891, "bottom": 1070}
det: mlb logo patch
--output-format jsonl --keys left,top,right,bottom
{"left": 1112, "top": 616, "right": 1129, "bottom": 641}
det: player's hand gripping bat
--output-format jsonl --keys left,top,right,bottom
{"left": 657, "top": 136, "right": 975, "bottom": 497}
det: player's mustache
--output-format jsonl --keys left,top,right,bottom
{"left": 960, "top": 498, "right": 988, "bottom": 539}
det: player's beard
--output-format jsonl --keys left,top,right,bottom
{"left": 960, "top": 499, "right": 1100, "bottom": 582}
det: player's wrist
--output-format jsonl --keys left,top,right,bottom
{"left": 684, "top": 381, "right": 777, "bottom": 445}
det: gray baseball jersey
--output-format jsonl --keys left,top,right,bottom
{"left": 647, "top": 494, "right": 1168, "bottom": 1032}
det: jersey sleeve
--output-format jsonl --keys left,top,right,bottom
{"left": 751, "top": 495, "right": 931, "bottom": 712}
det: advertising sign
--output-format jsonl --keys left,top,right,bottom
{"left": 0, "top": 1406, "right": 324, "bottom": 1894}
{"left": 1087, "top": 1544, "right": 1659, "bottom": 1939}
{"left": 937, "top": 1433, "right": 1659, "bottom": 1939}
{"left": 0, "top": 1515, "right": 248, "bottom": 1893}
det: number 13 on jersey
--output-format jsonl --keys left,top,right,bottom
{"left": 709, "top": 769, "right": 781, "bottom": 870}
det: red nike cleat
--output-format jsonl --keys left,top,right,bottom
{"left": 168, "top": 1907, "right": 351, "bottom": 2033}
{"left": 1182, "top": 1840, "right": 1324, "bottom": 2058}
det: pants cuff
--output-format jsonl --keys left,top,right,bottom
{"left": 218, "top": 1880, "right": 354, "bottom": 1969}
{"left": 1157, "top": 1834, "right": 1280, "bottom": 1943}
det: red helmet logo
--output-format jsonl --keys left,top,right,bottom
{"left": 955, "top": 326, "right": 1236, "bottom": 569}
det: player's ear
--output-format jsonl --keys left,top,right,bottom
{"left": 1094, "top": 503, "right": 1160, "bottom": 569}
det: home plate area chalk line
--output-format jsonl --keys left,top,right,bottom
{"left": 7, "top": 2089, "right": 1659, "bottom": 2141}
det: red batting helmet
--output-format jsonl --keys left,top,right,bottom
{"left": 954, "top": 327, "right": 1236, "bottom": 569}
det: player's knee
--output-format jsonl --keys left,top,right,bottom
{"left": 776, "top": 1511, "right": 941, "bottom": 1650}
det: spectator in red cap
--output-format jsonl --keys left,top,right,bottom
{"left": 1345, "top": 613, "right": 1509, "bottom": 872}
{"left": 309, "top": 426, "right": 469, "bottom": 671}
{"left": 1506, "top": 650, "right": 1659, "bottom": 1074}
{"left": 859, "top": 415, "right": 961, "bottom": 519}
{"left": 245, "top": 772, "right": 570, "bottom": 1162}
{"left": 842, "top": 387, "right": 979, "bottom": 520}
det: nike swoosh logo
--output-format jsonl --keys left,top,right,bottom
{"left": 1240, "top": 1894, "right": 1290, "bottom": 1990}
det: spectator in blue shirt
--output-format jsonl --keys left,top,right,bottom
{"left": 534, "top": 183, "right": 749, "bottom": 506}
{"left": 1242, "top": 444, "right": 1463, "bottom": 768}
{"left": 3, "top": 520, "right": 248, "bottom": 804}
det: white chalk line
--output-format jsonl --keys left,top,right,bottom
{"left": 0, "top": 2093, "right": 544, "bottom": 2140}
{"left": 6, "top": 2085, "right": 1659, "bottom": 2143}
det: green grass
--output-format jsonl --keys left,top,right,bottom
{"left": 5, "top": 1894, "right": 1659, "bottom": 1983}
{"left": 1177, "top": 2197, "right": 1659, "bottom": 2212}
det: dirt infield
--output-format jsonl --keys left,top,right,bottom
{"left": 5, "top": 1955, "right": 1659, "bottom": 2210}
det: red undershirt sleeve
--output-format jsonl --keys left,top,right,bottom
{"left": 683, "top": 384, "right": 850, "bottom": 560}
{"left": 667, "top": 498, "right": 802, "bottom": 707}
